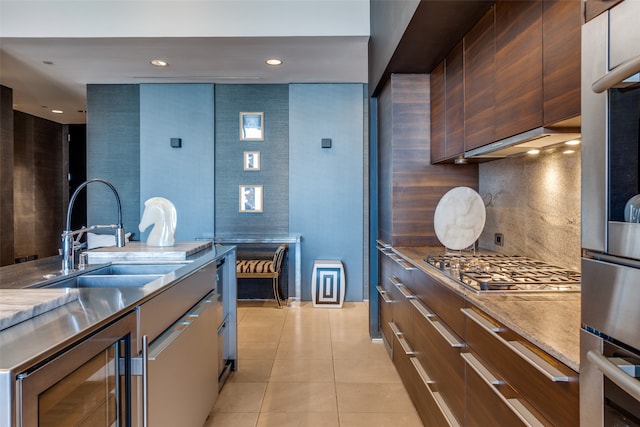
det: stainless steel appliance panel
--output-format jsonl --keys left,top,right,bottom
{"left": 147, "top": 292, "right": 217, "bottom": 427}
{"left": 580, "top": 329, "right": 605, "bottom": 427}
{"left": 582, "top": 258, "right": 640, "bottom": 351}
{"left": 609, "top": 0, "right": 640, "bottom": 69}
{"left": 17, "top": 312, "right": 136, "bottom": 427}
{"left": 581, "top": 10, "right": 608, "bottom": 253}
{"left": 581, "top": 329, "right": 640, "bottom": 426}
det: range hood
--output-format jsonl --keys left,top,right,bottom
{"left": 464, "top": 126, "right": 581, "bottom": 159}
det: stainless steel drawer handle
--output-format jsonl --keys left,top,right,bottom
{"left": 390, "top": 276, "right": 416, "bottom": 299}
{"left": 462, "top": 353, "right": 544, "bottom": 427}
{"left": 412, "top": 299, "right": 464, "bottom": 348}
{"left": 592, "top": 54, "right": 640, "bottom": 93}
{"left": 461, "top": 308, "right": 570, "bottom": 382}
{"left": 587, "top": 351, "right": 640, "bottom": 401}
{"left": 142, "top": 334, "right": 149, "bottom": 427}
{"left": 389, "top": 322, "right": 416, "bottom": 355}
{"left": 410, "top": 358, "right": 461, "bottom": 427}
{"left": 376, "top": 285, "right": 392, "bottom": 303}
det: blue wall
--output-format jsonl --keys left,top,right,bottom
{"left": 214, "top": 85, "right": 289, "bottom": 234}
{"left": 86, "top": 84, "right": 140, "bottom": 236}
{"left": 289, "top": 84, "right": 365, "bottom": 301}
{"left": 87, "top": 83, "right": 367, "bottom": 301}
{"left": 139, "top": 84, "right": 215, "bottom": 241}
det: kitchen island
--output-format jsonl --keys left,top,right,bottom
{"left": 0, "top": 244, "right": 237, "bottom": 427}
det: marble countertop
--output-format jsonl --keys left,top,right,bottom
{"left": 394, "top": 246, "right": 581, "bottom": 372}
{"left": 86, "top": 240, "right": 212, "bottom": 262}
{"left": 0, "top": 289, "right": 79, "bottom": 331}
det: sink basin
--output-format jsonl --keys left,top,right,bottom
{"left": 47, "top": 274, "right": 164, "bottom": 289}
{"left": 87, "top": 263, "right": 187, "bottom": 276}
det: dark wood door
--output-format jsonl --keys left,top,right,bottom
{"left": 495, "top": 0, "right": 543, "bottom": 141}
{"left": 445, "top": 40, "right": 465, "bottom": 159}
{"left": 430, "top": 61, "right": 446, "bottom": 163}
{"left": 585, "top": 0, "right": 623, "bottom": 22}
{"left": 543, "top": 0, "right": 582, "bottom": 125}
{"left": 464, "top": 6, "right": 496, "bottom": 151}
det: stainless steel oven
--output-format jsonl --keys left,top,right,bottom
{"left": 582, "top": 1, "right": 640, "bottom": 425}
{"left": 16, "top": 311, "right": 136, "bottom": 427}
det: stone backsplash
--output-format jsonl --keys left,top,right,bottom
{"left": 478, "top": 148, "right": 581, "bottom": 271}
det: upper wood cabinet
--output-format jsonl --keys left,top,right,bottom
{"left": 543, "top": 0, "right": 582, "bottom": 125}
{"left": 494, "top": 0, "right": 543, "bottom": 142}
{"left": 430, "top": 41, "right": 465, "bottom": 163}
{"left": 445, "top": 41, "right": 465, "bottom": 159}
{"left": 442, "top": 0, "right": 582, "bottom": 158}
{"left": 584, "top": 0, "right": 623, "bottom": 22}
{"left": 464, "top": 6, "right": 496, "bottom": 152}
{"left": 430, "top": 62, "right": 446, "bottom": 163}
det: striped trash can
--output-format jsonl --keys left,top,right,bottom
{"left": 311, "top": 260, "right": 345, "bottom": 308}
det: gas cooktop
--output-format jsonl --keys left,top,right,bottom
{"left": 423, "top": 253, "right": 581, "bottom": 293}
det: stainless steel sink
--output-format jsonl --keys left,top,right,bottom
{"left": 86, "top": 264, "right": 187, "bottom": 276}
{"left": 46, "top": 274, "right": 164, "bottom": 288}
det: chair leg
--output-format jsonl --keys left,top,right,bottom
{"left": 273, "top": 277, "right": 282, "bottom": 308}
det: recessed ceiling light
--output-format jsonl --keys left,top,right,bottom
{"left": 565, "top": 139, "right": 581, "bottom": 145}
{"left": 527, "top": 149, "right": 540, "bottom": 155}
{"left": 51, "top": 109, "right": 63, "bottom": 114}
{"left": 150, "top": 59, "right": 169, "bottom": 67}
{"left": 265, "top": 58, "right": 283, "bottom": 66}
{"left": 563, "top": 149, "right": 576, "bottom": 154}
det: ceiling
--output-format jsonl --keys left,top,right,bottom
{"left": 1, "top": 36, "right": 369, "bottom": 124}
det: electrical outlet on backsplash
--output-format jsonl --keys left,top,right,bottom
{"left": 477, "top": 149, "right": 581, "bottom": 271}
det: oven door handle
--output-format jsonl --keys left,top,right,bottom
{"left": 587, "top": 350, "right": 640, "bottom": 401}
{"left": 592, "top": 54, "right": 640, "bottom": 93}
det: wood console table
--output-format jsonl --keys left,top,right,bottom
{"left": 214, "top": 233, "right": 302, "bottom": 303}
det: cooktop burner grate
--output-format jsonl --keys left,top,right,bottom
{"left": 423, "top": 253, "right": 581, "bottom": 293}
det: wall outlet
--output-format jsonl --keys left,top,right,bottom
{"left": 495, "top": 233, "right": 504, "bottom": 246}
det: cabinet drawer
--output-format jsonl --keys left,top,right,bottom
{"left": 391, "top": 331, "right": 459, "bottom": 427}
{"left": 463, "top": 352, "right": 543, "bottom": 427}
{"left": 377, "top": 285, "right": 394, "bottom": 347}
{"left": 411, "top": 298, "right": 465, "bottom": 423}
{"left": 412, "top": 269, "right": 466, "bottom": 338}
{"left": 463, "top": 307, "right": 579, "bottom": 426}
{"left": 388, "top": 274, "right": 414, "bottom": 339}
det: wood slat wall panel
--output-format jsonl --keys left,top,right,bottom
{"left": 377, "top": 74, "right": 478, "bottom": 247}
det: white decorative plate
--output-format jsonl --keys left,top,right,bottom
{"left": 434, "top": 187, "right": 486, "bottom": 250}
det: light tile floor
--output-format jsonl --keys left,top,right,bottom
{"left": 204, "top": 301, "right": 424, "bottom": 427}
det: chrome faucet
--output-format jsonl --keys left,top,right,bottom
{"left": 61, "top": 178, "right": 126, "bottom": 273}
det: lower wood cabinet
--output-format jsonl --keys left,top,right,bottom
{"left": 378, "top": 251, "right": 580, "bottom": 426}
{"left": 392, "top": 328, "right": 459, "bottom": 427}
{"left": 463, "top": 307, "right": 579, "bottom": 426}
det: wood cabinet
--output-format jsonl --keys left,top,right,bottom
{"left": 585, "top": 0, "right": 623, "bottom": 22}
{"left": 379, "top": 247, "right": 580, "bottom": 426}
{"left": 431, "top": 62, "right": 446, "bottom": 162}
{"left": 494, "top": 0, "right": 543, "bottom": 141}
{"left": 463, "top": 306, "right": 579, "bottom": 426}
{"left": 431, "top": 41, "right": 465, "bottom": 163}
{"left": 543, "top": 0, "right": 582, "bottom": 125}
{"left": 379, "top": 253, "right": 466, "bottom": 425}
{"left": 464, "top": 6, "right": 496, "bottom": 152}
{"left": 460, "top": 0, "right": 582, "bottom": 154}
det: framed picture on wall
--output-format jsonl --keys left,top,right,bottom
{"left": 239, "top": 185, "right": 263, "bottom": 213}
{"left": 239, "top": 112, "right": 264, "bottom": 141}
{"left": 243, "top": 151, "right": 261, "bottom": 171}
